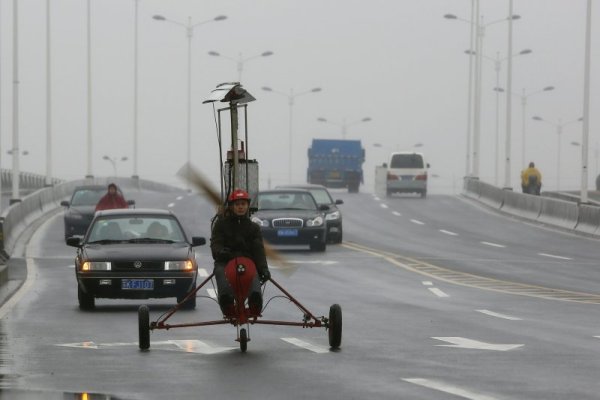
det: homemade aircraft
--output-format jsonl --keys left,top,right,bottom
{"left": 138, "top": 83, "right": 342, "bottom": 352}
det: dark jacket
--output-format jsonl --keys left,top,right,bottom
{"left": 210, "top": 214, "right": 268, "bottom": 273}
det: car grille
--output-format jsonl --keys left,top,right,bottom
{"left": 272, "top": 218, "right": 303, "bottom": 228}
{"left": 112, "top": 261, "right": 164, "bottom": 271}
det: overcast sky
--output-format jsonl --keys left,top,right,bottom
{"left": 0, "top": 0, "right": 598, "bottom": 193}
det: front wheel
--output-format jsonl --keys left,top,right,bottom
{"left": 239, "top": 328, "right": 248, "bottom": 353}
{"left": 328, "top": 304, "right": 342, "bottom": 349}
{"left": 138, "top": 305, "right": 150, "bottom": 350}
{"left": 78, "top": 285, "right": 95, "bottom": 310}
{"left": 310, "top": 241, "right": 327, "bottom": 252}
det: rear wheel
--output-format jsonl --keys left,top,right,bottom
{"left": 138, "top": 305, "right": 150, "bottom": 350}
{"left": 328, "top": 304, "right": 342, "bottom": 349}
{"left": 78, "top": 285, "right": 95, "bottom": 310}
{"left": 239, "top": 328, "right": 248, "bottom": 353}
{"left": 420, "top": 190, "right": 427, "bottom": 198}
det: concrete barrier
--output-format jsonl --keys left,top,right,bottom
{"left": 537, "top": 197, "right": 579, "bottom": 229}
{"left": 478, "top": 181, "right": 504, "bottom": 209}
{"left": 575, "top": 204, "right": 600, "bottom": 234}
{"left": 463, "top": 177, "right": 480, "bottom": 199}
{"left": 501, "top": 190, "right": 542, "bottom": 221}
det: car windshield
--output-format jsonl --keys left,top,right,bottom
{"left": 308, "top": 189, "right": 334, "bottom": 204}
{"left": 258, "top": 192, "right": 318, "bottom": 211}
{"left": 87, "top": 215, "right": 186, "bottom": 243}
{"left": 70, "top": 189, "right": 106, "bottom": 206}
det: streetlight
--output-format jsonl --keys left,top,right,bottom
{"left": 316, "top": 116, "right": 371, "bottom": 138}
{"left": 532, "top": 115, "right": 583, "bottom": 191}
{"left": 208, "top": 50, "right": 273, "bottom": 82}
{"left": 581, "top": 0, "right": 593, "bottom": 202}
{"left": 103, "top": 155, "right": 128, "bottom": 177}
{"left": 514, "top": 86, "right": 554, "bottom": 169}
{"left": 152, "top": 13, "right": 227, "bottom": 184}
{"left": 470, "top": 47, "right": 532, "bottom": 185}
{"left": 445, "top": 9, "right": 521, "bottom": 179}
{"left": 132, "top": 0, "right": 140, "bottom": 179}
{"left": 262, "top": 86, "right": 322, "bottom": 183}
{"left": 11, "top": 0, "right": 21, "bottom": 204}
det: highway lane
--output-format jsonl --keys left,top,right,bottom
{"left": 1, "top": 188, "right": 600, "bottom": 399}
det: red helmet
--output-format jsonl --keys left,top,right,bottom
{"left": 228, "top": 189, "right": 250, "bottom": 203}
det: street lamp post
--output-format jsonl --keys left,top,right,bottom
{"left": 515, "top": 86, "right": 554, "bottom": 168}
{"left": 581, "top": 0, "right": 593, "bottom": 203}
{"left": 132, "top": 0, "right": 140, "bottom": 179}
{"left": 445, "top": 9, "right": 521, "bottom": 179}
{"left": 262, "top": 86, "right": 322, "bottom": 184}
{"left": 208, "top": 50, "right": 273, "bottom": 82}
{"left": 11, "top": 0, "right": 21, "bottom": 204}
{"left": 532, "top": 115, "right": 583, "bottom": 191}
{"left": 103, "top": 156, "right": 128, "bottom": 177}
{"left": 153, "top": 13, "right": 227, "bottom": 184}
{"left": 317, "top": 117, "right": 371, "bottom": 139}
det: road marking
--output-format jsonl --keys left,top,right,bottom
{"left": 538, "top": 253, "right": 572, "bottom": 260}
{"left": 281, "top": 337, "right": 329, "bottom": 353}
{"left": 57, "top": 340, "right": 236, "bottom": 354}
{"left": 480, "top": 241, "right": 506, "bottom": 248}
{"left": 0, "top": 257, "right": 37, "bottom": 320}
{"left": 403, "top": 378, "right": 499, "bottom": 400}
{"left": 439, "top": 229, "right": 458, "bottom": 236}
{"left": 392, "top": 211, "right": 401, "bottom": 217}
{"left": 422, "top": 281, "right": 433, "bottom": 286}
{"left": 287, "top": 260, "right": 338, "bottom": 265}
{"left": 176, "top": 196, "right": 183, "bottom": 200}
{"left": 168, "top": 202, "right": 175, "bottom": 208}
{"left": 410, "top": 219, "right": 424, "bottom": 225}
{"left": 207, "top": 288, "right": 217, "bottom": 299}
{"left": 429, "top": 287, "right": 449, "bottom": 297}
{"left": 198, "top": 268, "right": 209, "bottom": 277}
{"left": 373, "top": 196, "right": 381, "bottom": 201}
{"left": 476, "top": 309, "right": 522, "bottom": 321}
{"left": 380, "top": 204, "right": 389, "bottom": 209}
{"left": 432, "top": 337, "right": 523, "bottom": 351}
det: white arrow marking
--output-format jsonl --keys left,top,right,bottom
{"left": 281, "top": 338, "right": 329, "bottom": 353}
{"left": 538, "top": 253, "right": 572, "bottom": 260}
{"left": 477, "top": 309, "right": 522, "bottom": 321}
{"left": 392, "top": 211, "right": 401, "bottom": 217}
{"left": 56, "top": 340, "right": 236, "bottom": 354}
{"left": 286, "top": 260, "right": 338, "bottom": 265}
{"left": 207, "top": 288, "right": 217, "bottom": 299}
{"left": 198, "top": 268, "right": 209, "bottom": 277}
{"left": 432, "top": 337, "right": 523, "bottom": 351}
{"left": 169, "top": 340, "right": 236, "bottom": 354}
{"left": 410, "top": 219, "right": 424, "bottom": 225}
{"left": 480, "top": 241, "right": 506, "bottom": 248}
{"left": 439, "top": 229, "right": 458, "bottom": 236}
{"left": 403, "top": 378, "right": 499, "bottom": 400}
{"left": 429, "top": 288, "right": 449, "bottom": 298}
{"left": 422, "top": 281, "right": 433, "bottom": 286}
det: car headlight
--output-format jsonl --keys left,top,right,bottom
{"left": 81, "top": 261, "right": 111, "bottom": 271}
{"left": 325, "top": 211, "right": 340, "bottom": 221}
{"left": 251, "top": 216, "right": 270, "bottom": 227}
{"left": 306, "top": 216, "right": 324, "bottom": 227}
{"left": 165, "top": 260, "right": 194, "bottom": 271}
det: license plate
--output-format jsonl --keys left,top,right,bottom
{"left": 329, "top": 171, "right": 340, "bottom": 178}
{"left": 401, "top": 175, "right": 414, "bottom": 181}
{"left": 122, "top": 279, "right": 154, "bottom": 290}
{"left": 277, "top": 229, "right": 299, "bottom": 237}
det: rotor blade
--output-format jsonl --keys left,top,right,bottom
{"left": 264, "top": 242, "right": 298, "bottom": 277}
{"left": 176, "top": 163, "right": 222, "bottom": 206}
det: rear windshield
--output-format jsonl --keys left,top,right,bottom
{"left": 390, "top": 154, "right": 424, "bottom": 169}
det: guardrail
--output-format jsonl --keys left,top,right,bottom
{"left": 462, "top": 177, "right": 600, "bottom": 237}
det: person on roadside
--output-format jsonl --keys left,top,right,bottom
{"left": 95, "top": 183, "right": 129, "bottom": 211}
{"left": 521, "top": 162, "right": 542, "bottom": 195}
{"left": 210, "top": 189, "right": 271, "bottom": 316}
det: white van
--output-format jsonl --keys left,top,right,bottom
{"left": 385, "top": 152, "right": 429, "bottom": 198}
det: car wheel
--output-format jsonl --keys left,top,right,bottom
{"left": 334, "top": 227, "right": 343, "bottom": 244}
{"left": 177, "top": 293, "right": 196, "bottom": 310}
{"left": 420, "top": 190, "right": 427, "bottom": 199}
{"left": 239, "top": 328, "right": 248, "bottom": 353}
{"left": 328, "top": 304, "right": 342, "bottom": 349}
{"left": 78, "top": 285, "right": 95, "bottom": 310}
{"left": 138, "top": 305, "right": 150, "bottom": 350}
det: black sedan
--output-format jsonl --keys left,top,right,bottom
{"left": 61, "top": 184, "right": 135, "bottom": 241}
{"left": 251, "top": 189, "right": 328, "bottom": 251}
{"left": 277, "top": 184, "right": 344, "bottom": 243}
{"left": 66, "top": 208, "right": 206, "bottom": 310}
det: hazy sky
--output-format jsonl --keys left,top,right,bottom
{"left": 0, "top": 0, "right": 598, "bottom": 193}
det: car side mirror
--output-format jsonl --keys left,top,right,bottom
{"left": 66, "top": 236, "right": 82, "bottom": 247}
{"left": 427, "top": 163, "right": 431, "bottom": 168}
{"left": 335, "top": 199, "right": 344, "bottom": 205}
{"left": 382, "top": 163, "right": 388, "bottom": 168}
{"left": 191, "top": 237, "right": 206, "bottom": 246}
{"left": 60, "top": 200, "right": 70, "bottom": 207}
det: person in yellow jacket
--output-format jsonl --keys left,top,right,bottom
{"left": 521, "top": 162, "right": 542, "bottom": 195}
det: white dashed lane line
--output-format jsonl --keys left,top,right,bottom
{"left": 428, "top": 287, "right": 449, "bottom": 298}
{"left": 480, "top": 241, "right": 506, "bottom": 248}
{"left": 439, "top": 229, "right": 458, "bottom": 236}
{"left": 168, "top": 202, "right": 175, "bottom": 208}
{"left": 476, "top": 309, "right": 522, "bottom": 321}
{"left": 403, "top": 378, "right": 500, "bottom": 400}
{"left": 381, "top": 204, "right": 389, "bottom": 209}
{"left": 538, "top": 253, "right": 572, "bottom": 260}
{"left": 410, "top": 219, "right": 425, "bottom": 225}
{"left": 392, "top": 211, "right": 401, "bottom": 217}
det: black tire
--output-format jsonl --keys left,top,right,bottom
{"left": 78, "top": 285, "right": 95, "bottom": 310}
{"left": 334, "top": 227, "right": 343, "bottom": 244}
{"left": 177, "top": 292, "right": 196, "bottom": 310}
{"left": 328, "top": 304, "right": 342, "bottom": 349}
{"left": 138, "top": 305, "right": 150, "bottom": 350}
{"left": 420, "top": 190, "right": 427, "bottom": 199}
{"left": 239, "top": 328, "right": 248, "bottom": 353}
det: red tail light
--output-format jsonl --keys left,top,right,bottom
{"left": 387, "top": 172, "right": 399, "bottom": 181}
{"left": 415, "top": 173, "right": 427, "bottom": 181}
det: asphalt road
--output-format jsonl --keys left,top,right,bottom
{"left": 1, "top": 188, "right": 600, "bottom": 399}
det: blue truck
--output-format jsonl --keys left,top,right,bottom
{"left": 307, "top": 139, "right": 365, "bottom": 193}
